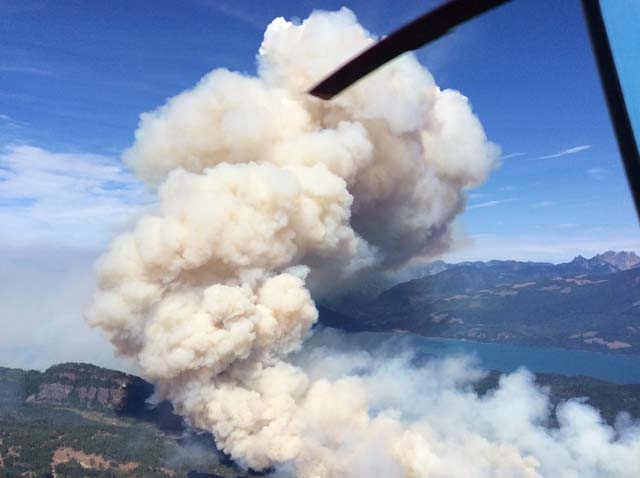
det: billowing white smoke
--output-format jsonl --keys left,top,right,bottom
{"left": 87, "top": 8, "right": 640, "bottom": 478}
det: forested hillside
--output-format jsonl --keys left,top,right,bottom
{"left": 324, "top": 252, "right": 640, "bottom": 353}
{"left": 0, "top": 363, "right": 262, "bottom": 478}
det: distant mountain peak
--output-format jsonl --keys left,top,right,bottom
{"left": 565, "top": 251, "right": 640, "bottom": 272}
{"left": 593, "top": 250, "right": 640, "bottom": 271}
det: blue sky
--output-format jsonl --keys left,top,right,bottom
{"left": 602, "top": 0, "right": 640, "bottom": 148}
{"left": 1, "top": 0, "right": 639, "bottom": 261}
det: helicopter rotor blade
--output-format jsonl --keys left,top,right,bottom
{"left": 308, "top": 0, "right": 513, "bottom": 100}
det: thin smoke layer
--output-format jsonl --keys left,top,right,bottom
{"left": 87, "top": 8, "right": 640, "bottom": 478}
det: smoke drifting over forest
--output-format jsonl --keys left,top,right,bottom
{"left": 87, "top": 9, "right": 640, "bottom": 478}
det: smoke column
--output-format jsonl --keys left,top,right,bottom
{"left": 87, "top": 9, "right": 640, "bottom": 477}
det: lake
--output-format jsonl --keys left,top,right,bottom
{"left": 348, "top": 331, "right": 640, "bottom": 384}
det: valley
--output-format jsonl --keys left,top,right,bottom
{"left": 323, "top": 251, "right": 640, "bottom": 354}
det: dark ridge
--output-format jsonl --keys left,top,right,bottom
{"left": 316, "top": 304, "right": 372, "bottom": 332}
{"left": 116, "top": 375, "right": 185, "bottom": 433}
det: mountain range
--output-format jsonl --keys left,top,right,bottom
{"left": 322, "top": 251, "right": 640, "bottom": 353}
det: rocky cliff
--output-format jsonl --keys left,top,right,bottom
{"left": 15, "top": 363, "right": 131, "bottom": 409}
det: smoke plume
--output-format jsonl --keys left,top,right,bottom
{"left": 87, "top": 8, "right": 640, "bottom": 477}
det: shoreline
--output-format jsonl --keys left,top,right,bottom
{"left": 367, "top": 329, "right": 640, "bottom": 358}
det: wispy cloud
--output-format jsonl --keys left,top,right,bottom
{"left": 535, "top": 144, "right": 592, "bottom": 160}
{"left": 195, "top": 0, "right": 266, "bottom": 30}
{"left": 0, "top": 144, "right": 152, "bottom": 247}
{"left": 467, "top": 198, "right": 517, "bottom": 210}
{"left": 533, "top": 200, "right": 556, "bottom": 208}
{"left": 500, "top": 152, "right": 527, "bottom": 160}
{"left": 587, "top": 167, "right": 607, "bottom": 180}
{"left": 0, "top": 64, "right": 52, "bottom": 76}
{"left": 0, "top": 112, "right": 28, "bottom": 128}
{"left": 467, "top": 192, "right": 485, "bottom": 199}
{"left": 0, "top": 1, "right": 47, "bottom": 17}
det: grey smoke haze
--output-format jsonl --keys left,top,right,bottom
{"left": 86, "top": 8, "right": 640, "bottom": 478}
{"left": 0, "top": 247, "right": 131, "bottom": 371}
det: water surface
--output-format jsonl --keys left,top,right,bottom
{"left": 351, "top": 332, "right": 640, "bottom": 384}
